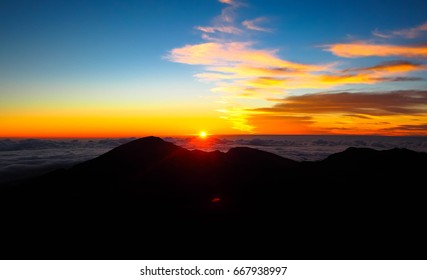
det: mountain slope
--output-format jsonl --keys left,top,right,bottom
{"left": 1, "top": 136, "right": 426, "bottom": 260}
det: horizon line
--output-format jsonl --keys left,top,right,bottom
{"left": 2, "top": 133, "right": 427, "bottom": 140}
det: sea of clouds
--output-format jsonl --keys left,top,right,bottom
{"left": 0, "top": 138, "right": 135, "bottom": 184}
{"left": 1, "top": 135, "right": 427, "bottom": 184}
{"left": 166, "top": 135, "right": 427, "bottom": 161}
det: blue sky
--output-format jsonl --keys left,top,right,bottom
{"left": 2, "top": 0, "right": 425, "bottom": 85}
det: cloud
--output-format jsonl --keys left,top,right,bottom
{"left": 0, "top": 138, "right": 135, "bottom": 151}
{"left": 372, "top": 28, "right": 393, "bottom": 39}
{"left": 4, "top": 137, "right": 427, "bottom": 180}
{"left": 168, "top": 42, "right": 274, "bottom": 66}
{"left": 242, "top": 17, "right": 271, "bottom": 32}
{"left": 168, "top": 42, "right": 322, "bottom": 70}
{"left": 382, "top": 123, "right": 427, "bottom": 134}
{"left": 374, "top": 76, "right": 424, "bottom": 82}
{"left": 196, "top": 25, "right": 242, "bottom": 34}
{"left": 325, "top": 42, "right": 427, "bottom": 58}
{"left": 344, "top": 114, "right": 372, "bottom": 119}
{"left": 255, "top": 90, "right": 427, "bottom": 116}
{"left": 167, "top": 42, "right": 336, "bottom": 98}
{"left": 195, "top": 0, "right": 242, "bottom": 37}
{"left": 377, "top": 123, "right": 427, "bottom": 136}
{"left": 393, "top": 22, "right": 427, "bottom": 39}
{"left": 0, "top": 138, "right": 135, "bottom": 184}
{"left": 167, "top": 134, "right": 427, "bottom": 161}
{"left": 343, "top": 60, "right": 425, "bottom": 73}
{"left": 313, "top": 61, "right": 426, "bottom": 85}
{"left": 199, "top": 60, "right": 424, "bottom": 90}
{"left": 246, "top": 76, "right": 287, "bottom": 87}
{"left": 218, "top": 0, "right": 235, "bottom": 4}
{"left": 393, "top": 123, "right": 427, "bottom": 130}
{"left": 372, "top": 22, "right": 427, "bottom": 39}
{"left": 248, "top": 89, "right": 427, "bottom": 135}
{"left": 170, "top": 44, "right": 423, "bottom": 84}
{"left": 253, "top": 90, "right": 427, "bottom": 116}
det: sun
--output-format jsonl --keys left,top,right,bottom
{"left": 199, "top": 131, "right": 208, "bottom": 139}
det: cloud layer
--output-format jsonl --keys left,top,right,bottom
{"left": 166, "top": 135, "right": 427, "bottom": 161}
{"left": 0, "top": 138, "right": 135, "bottom": 184}
{"left": 2, "top": 136, "right": 427, "bottom": 185}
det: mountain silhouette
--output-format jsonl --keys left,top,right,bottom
{"left": 1, "top": 136, "right": 426, "bottom": 260}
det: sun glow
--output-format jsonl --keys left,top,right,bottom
{"left": 199, "top": 131, "right": 208, "bottom": 138}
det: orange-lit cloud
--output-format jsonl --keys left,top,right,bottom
{"left": 325, "top": 42, "right": 427, "bottom": 58}
{"left": 246, "top": 77, "right": 287, "bottom": 87}
{"left": 168, "top": 42, "right": 323, "bottom": 69}
{"left": 242, "top": 17, "right": 271, "bottom": 32}
{"left": 218, "top": 0, "right": 235, "bottom": 5}
{"left": 317, "top": 61, "right": 425, "bottom": 85}
{"left": 247, "top": 90, "right": 427, "bottom": 135}
{"left": 194, "top": 59, "right": 424, "bottom": 89}
{"left": 344, "top": 60, "right": 425, "bottom": 73}
{"left": 255, "top": 90, "right": 427, "bottom": 116}
{"left": 380, "top": 123, "right": 427, "bottom": 135}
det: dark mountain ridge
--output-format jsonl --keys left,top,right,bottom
{"left": 1, "top": 136, "right": 426, "bottom": 259}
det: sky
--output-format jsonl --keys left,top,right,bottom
{"left": 1, "top": 0, "right": 427, "bottom": 137}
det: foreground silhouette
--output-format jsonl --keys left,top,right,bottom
{"left": 1, "top": 136, "right": 426, "bottom": 259}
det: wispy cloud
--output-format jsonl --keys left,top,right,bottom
{"left": 393, "top": 22, "right": 427, "bottom": 39}
{"left": 325, "top": 42, "right": 427, "bottom": 58}
{"left": 242, "top": 17, "right": 271, "bottom": 32}
{"left": 372, "top": 22, "right": 427, "bottom": 39}
{"left": 194, "top": 0, "right": 243, "bottom": 37}
{"left": 381, "top": 123, "right": 427, "bottom": 134}
{"left": 196, "top": 25, "right": 242, "bottom": 34}
{"left": 372, "top": 28, "right": 393, "bottom": 39}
